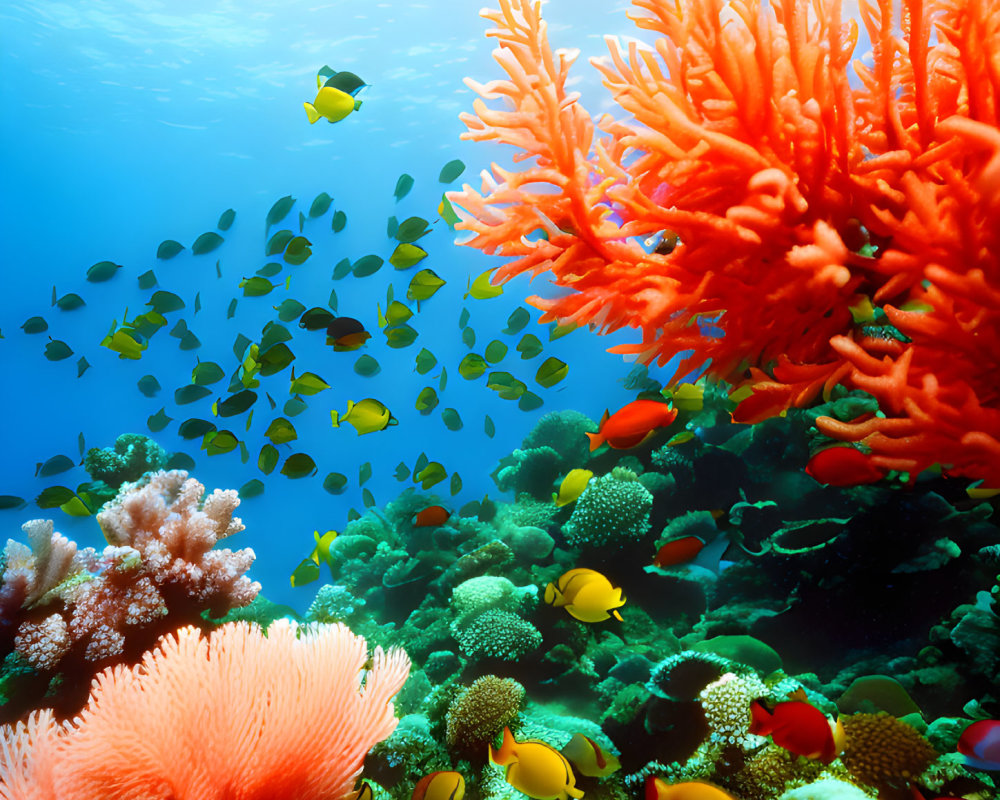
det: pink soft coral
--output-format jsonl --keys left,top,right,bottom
{"left": 0, "top": 620, "right": 410, "bottom": 800}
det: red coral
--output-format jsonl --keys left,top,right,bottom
{"left": 451, "top": 0, "right": 1000, "bottom": 486}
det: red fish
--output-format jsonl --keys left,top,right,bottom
{"left": 413, "top": 505, "right": 450, "bottom": 527}
{"left": 652, "top": 536, "right": 704, "bottom": 568}
{"left": 805, "top": 446, "right": 886, "bottom": 486}
{"left": 585, "top": 400, "right": 677, "bottom": 450}
{"left": 957, "top": 718, "right": 1000, "bottom": 770}
{"left": 749, "top": 698, "right": 844, "bottom": 763}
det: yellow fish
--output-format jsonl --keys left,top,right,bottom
{"left": 412, "top": 771, "right": 464, "bottom": 800}
{"left": 352, "top": 782, "right": 373, "bottom": 800}
{"left": 331, "top": 398, "right": 397, "bottom": 435}
{"left": 668, "top": 382, "right": 704, "bottom": 413}
{"left": 308, "top": 529, "right": 338, "bottom": 566}
{"left": 490, "top": 727, "right": 583, "bottom": 800}
{"left": 561, "top": 733, "right": 620, "bottom": 778}
{"left": 544, "top": 568, "right": 625, "bottom": 623}
{"left": 304, "top": 85, "right": 361, "bottom": 124}
{"left": 553, "top": 469, "right": 593, "bottom": 507}
{"left": 645, "top": 778, "right": 737, "bottom": 800}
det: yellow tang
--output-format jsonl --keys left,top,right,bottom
{"left": 645, "top": 778, "right": 737, "bottom": 800}
{"left": 304, "top": 85, "right": 361, "bottom": 124}
{"left": 331, "top": 398, "right": 397, "bottom": 435}
{"left": 561, "top": 733, "right": 620, "bottom": 778}
{"left": 412, "top": 771, "right": 464, "bottom": 800}
{"left": 309, "top": 529, "right": 338, "bottom": 566}
{"left": 352, "top": 782, "right": 373, "bottom": 800}
{"left": 544, "top": 568, "right": 625, "bottom": 623}
{"left": 490, "top": 727, "right": 583, "bottom": 800}
{"left": 553, "top": 469, "right": 593, "bottom": 508}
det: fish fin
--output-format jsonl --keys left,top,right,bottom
{"left": 354, "top": 99, "right": 363, "bottom": 111}
{"left": 584, "top": 430, "right": 603, "bottom": 451}
{"left": 304, "top": 102, "right": 321, "bottom": 124}
{"left": 490, "top": 726, "right": 516, "bottom": 766}
{"left": 612, "top": 609, "right": 623, "bottom": 622}
{"left": 567, "top": 787, "right": 584, "bottom": 799}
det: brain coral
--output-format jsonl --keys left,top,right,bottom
{"left": 839, "top": 713, "right": 937, "bottom": 796}
{"left": 453, "top": 609, "right": 542, "bottom": 661}
{"left": 451, "top": 576, "right": 535, "bottom": 627}
{"left": 562, "top": 469, "right": 653, "bottom": 549}
{"left": 445, "top": 675, "right": 525, "bottom": 759}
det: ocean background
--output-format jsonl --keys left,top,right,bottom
{"left": 0, "top": 0, "right": 694, "bottom": 609}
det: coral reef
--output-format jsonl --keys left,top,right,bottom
{"left": 445, "top": 674, "right": 525, "bottom": 760}
{"left": 451, "top": 0, "right": 1000, "bottom": 486}
{"left": 0, "top": 470, "right": 258, "bottom": 722}
{"left": 562, "top": 469, "right": 653, "bottom": 549}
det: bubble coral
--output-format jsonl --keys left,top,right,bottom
{"left": 698, "top": 671, "right": 769, "bottom": 751}
{"left": 562, "top": 469, "right": 653, "bottom": 549}
{"left": 839, "top": 712, "right": 937, "bottom": 796}
{"left": 445, "top": 675, "right": 525, "bottom": 759}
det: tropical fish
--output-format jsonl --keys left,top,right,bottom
{"left": 553, "top": 469, "right": 593, "bottom": 507}
{"left": 331, "top": 399, "right": 397, "bottom": 435}
{"left": 326, "top": 316, "right": 372, "bottom": 351}
{"left": 560, "top": 733, "right": 620, "bottom": 778}
{"left": 748, "top": 697, "right": 845, "bottom": 763}
{"left": 489, "top": 727, "right": 583, "bottom": 800}
{"left": 957, "top": 719, "right": 1000, "bottom": 770}
{"left": 668, "top": 382, "right": 704, "bottom": 412}
{"left": 309, "top": 529, "right": 338, "bottom": 566}
{"left": 805, "top": 446, "right": 887, "bottom": 486}
{"left": 412, "top": 771, "right": 465, "bottom": 800}
{"left": 304, "top": 83, "right": 362, "bottom": 124}
{"left": 652, "top": 536, "right": 705, "bottom": 568}
{"left": 413, "top": 505, "right": 450, "bottom": 527}
{"left": 544, "top": 568, "right": 625, "bottom": 623}
{"left": 352, "top": 782, "right": 374, "bottom": 800}
{"left": 645, "top": 777, "right": 737, "bottom": 800}
{"left": 585, "top": 400, "right": 677, "bottom": 450}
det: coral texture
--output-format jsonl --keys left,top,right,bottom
{"left": 451, "top": 0, "right": 1000, "bottom": 486}
{"left": 839, "top": 712, "right": 938, "bottom": 795}
{"left": 445, "top": 675, "right": 525, "bottom": 758}
{"left": 0, "top": 471, "right": 259, "bottom": 722}
{"left": 0, "top": 620, "right": 410, "bottom": 800}
{"left": 562, "top": 469, "right": 653, "bottom": 548}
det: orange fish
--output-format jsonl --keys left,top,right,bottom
{"left": 585, "top": 400, "right": 677, "bottom": 450}
{"left": 652, "top": 536, "right": 705, "bottom": 568}
{"left": 412, "top": 771, "right": 465, "bottom": 800}
{"left": 805, "top": 446, "right": 886, "bottom": 486}
{"left": 749, "top": 698, "right": 845, "bottom": 763}
{"left": 413, "top": 505, "right": 450, "bottom": 527}
{"left": 645, "top": 777, "right": 737, "bottom": 800}
{"left": 490, "top": 727, "right": 583, "bottom": 800}
{"left": 326, "top": 316, "right": 372, "bottom": 351}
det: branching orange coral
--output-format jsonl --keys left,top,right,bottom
{"left": 0, "top": 620, "right": 410, "bottom": 800}
{"left": 450, "top": 0, "right": 1000, "bottom": 486}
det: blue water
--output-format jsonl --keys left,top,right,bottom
{"left": 0, "top": 0, "right": 678, "bottom": 609}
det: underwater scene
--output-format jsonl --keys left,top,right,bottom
{"left": 1, "top": 0, "right": 1000, "bottom": 798}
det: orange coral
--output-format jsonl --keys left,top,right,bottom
{"left": 451, "top": 0, "right": 1000, "bottom": 486}
{"left": 0, "top": 620, "right": 410, "bottom": 800}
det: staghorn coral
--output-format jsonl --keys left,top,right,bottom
{"left": 562, "top": 469, "right": 653, "bottom": 549}
{"left": 0, "top": 620, "right": 410, "bottom": 800}
{"left": 451, "top": 0, "right": 1000, "bottom": 486}
{"left": 445, "top": 675, "right": 525, "bottom": 759}
{"left": 839, "top": 712, "right": 938, "bottom": 796}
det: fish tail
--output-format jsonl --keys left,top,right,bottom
{"left": 489, "top": 726, "right": 516, "bottom": 766}
{"left": 584, "top": 431, "right": 603, "bottom": 451}
{"left": 567, "top": 787, "right": 584, "bottom": 799}
{"left": 304, "top": 102, "right": 321, "bottom": 123}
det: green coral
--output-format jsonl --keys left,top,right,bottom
{"left": 453, "top": 609, "right": 542, "bottom": 661}
{"left": 562, "top": 468, "right": 653, "bottom": 549}
{"left": 83, "top": 434, "right": 168, "bottom": 489}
